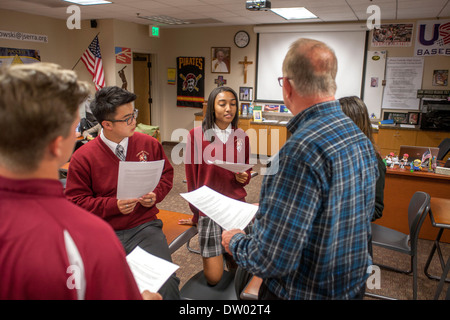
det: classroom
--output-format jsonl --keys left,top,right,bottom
{"left": 0, "top": 0, "right": 449, "bottom": 304}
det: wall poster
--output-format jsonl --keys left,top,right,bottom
{"left": 0, "top": 47, "right": 40, "bottom": 67}
{"left": 176, "top": 57, "right": 205, "bottom": 108}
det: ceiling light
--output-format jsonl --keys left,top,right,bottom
{"left": 270, "top": 7, "right": 317, "bottom": 20}
{"left": 63, "top": 0, "right": 112, "bottom": 5}
{"left": 137, "top": 14, "right": 190, "bottom": 25}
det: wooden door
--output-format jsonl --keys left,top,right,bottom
{"left": 133, "top": 53, "right": 152, "bottom": 125}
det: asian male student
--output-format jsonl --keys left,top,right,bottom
{"left": 65, "top": 86, "right": 180, "bottom": 300}
{"left": 0, "top": 63, "right": 160, "bottom": 300}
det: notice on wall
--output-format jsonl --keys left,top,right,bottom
{"left": 382, "top": 57, "right": 424, "bottom": 110}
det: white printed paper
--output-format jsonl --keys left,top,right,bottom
{"left": 207, "top": 160, "right": 253, "bottom": 173}
{"left": 180, "top": 186, "right": 258, "bottom": 230}
{"left": 126, "top": 246, "right": 179, "bottom": 293}
{"left": 382, "top": 57, "right": 424, "bottom": 110}
{"left": 117, "top": 160, "right": 164, "bottom": 199}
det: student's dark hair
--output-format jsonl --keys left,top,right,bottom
{"left": 91, "top": 86, "right": 137, "bottom": 125}
{"left": 339, "top": 95, "right": 380, "bottom": 156}
{"left": 202, "top": 86, "right": 239, "bottom": 141}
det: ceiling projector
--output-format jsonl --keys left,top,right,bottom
{"left": 246, "top": 0, "right": 271, "bottom": 11}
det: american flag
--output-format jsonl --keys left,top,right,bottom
{"left": 422, "top": 148, "right": 432, "bottom": 163}
{"left": 81, "top": 35, "right": 105, "bottom": 90}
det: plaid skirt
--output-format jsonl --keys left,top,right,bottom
{"left": 197, "top": 215, "right": 252, "bottom": 258}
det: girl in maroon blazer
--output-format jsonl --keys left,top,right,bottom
{"left": 182, "top": 86, "right": 252, "bottom": 285}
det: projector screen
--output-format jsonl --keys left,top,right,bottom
{"left": 255, "top": 28, "right": 368, "bottom": 102}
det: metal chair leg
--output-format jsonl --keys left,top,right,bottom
{"left": 424, "top": 228, "right": 450, "bottom": 283}
{"left": 434, "top": 257, "right": 450, "bottom": 300}
{"left": 365, "top": 292, "right": 397, "bottom": 300}
{"left": 186, "top": 238, "right": 200, "bottom": 254}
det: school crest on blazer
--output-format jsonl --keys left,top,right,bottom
{"left": 236, "top": 138, "right": 244, "bottom": 153}
{"left": 136, "top": 150, "right": 149, "bottom": 162}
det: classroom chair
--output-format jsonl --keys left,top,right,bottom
{"left": 168, "top": 225, "right": 198, "bottom": 255}
{"left": 179, "top": 269, "right": 238, "bottom": 300}
{"left": 437, "top": 138, "right": 450, "bottom": 161}
{"left": 368, "top": 191, "right": 431, "bottom": 300}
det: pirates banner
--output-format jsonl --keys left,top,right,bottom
{"left": 177, "top": 57, "right": 205, "bottom": 108}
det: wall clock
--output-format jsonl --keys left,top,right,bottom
{"left": 234, "top": 30, "right": 250, "bottom": 48}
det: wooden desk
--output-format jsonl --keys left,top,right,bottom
{"left": 374, "top": 167, "right": 450, "bottom": 243}
{"left": 240, "top": 276, "right": 262, "bottom": 300}
{"left": 158, "top": 209, "right": 194, "bottom": 245}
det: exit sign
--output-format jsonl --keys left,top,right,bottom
{"left": 149, "top": 25, "right": 160, "bottom": 37}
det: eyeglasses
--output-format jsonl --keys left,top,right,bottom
{"left": 107, "top": 109, "right": 138, "bottom": 126}
{"left": 278, "top": 77, "right": 290, "bottom": 87}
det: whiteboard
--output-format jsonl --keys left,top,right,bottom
{"left": 255, "top": 30, "right": 367, "bottom": 102}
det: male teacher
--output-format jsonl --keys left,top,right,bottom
{"left": 65, "top": 86, "right": 180, "bottom": 300}
{"left": 222, "top": 38, "right": 378, "bottom": 300}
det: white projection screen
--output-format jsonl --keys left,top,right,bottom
{"left": 255, "top": 26, "right": 368, "bottom": 102}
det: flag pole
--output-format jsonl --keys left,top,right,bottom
{"left": 72, "top": 32, "right": 100, "bottom": 70}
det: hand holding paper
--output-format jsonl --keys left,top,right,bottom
{"left": 207, "top": 160, "right": 253, "bottom": 174}
{"left": 126, "top": 246, "right": 179, "bottom": 294}
{"left": 180, "top": 186, "right": 258, "bottom": 230}
{"left": 235, "top": 171, "right": 248, "bottom": 184}
{"left": 117, "top": 160, "right": 164, "bottom": 200}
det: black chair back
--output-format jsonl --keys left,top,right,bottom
{"left": 437, "top": 138, "right": 450, "bottom": 161}
{"left": 407, "top": 191, "right": 431, "bottom": 254}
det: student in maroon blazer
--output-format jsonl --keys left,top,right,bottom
{"left": 182, "top": 86, "right": 252, "bottom": 286}
{"left": 0, "top": 63, "right": 160, "bottom": 300}
{"left": 65, "top": 86, "right": 180, "bottom": 300}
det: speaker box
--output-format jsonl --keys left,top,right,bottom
{"left": 90, "top": 20, "right": 97, "bottom": 28}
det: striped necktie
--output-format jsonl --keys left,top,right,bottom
{"left": 115, "top": 144, "right": 126, "bottom": 161}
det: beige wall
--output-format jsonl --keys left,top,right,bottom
{"left": 0, "top": 9, "right": 448, "bottom": 141}
{"left": 158, "top": 25, "right": 256, "bottom": 141}
{"left": 0, "top": 9, "right": 256, "bottom": 141}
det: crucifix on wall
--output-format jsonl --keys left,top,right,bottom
{"left": 238, "top": 56, "right": 253, "bottom": 84}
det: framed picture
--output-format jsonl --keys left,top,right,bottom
{"left": 382, "top": 111, "right": 408, "bottom": 124}
{"left": 432, "top": 69, "right": 448, "bottom": 86}
{"left": 239, "top": 87, "right": 253, "bottom": 101}
{"left": 241, "top": 102, "right": 249, "bottom": 116}
{"left": 211, "top": 47, "right": 230, "bottom": 74}
{"left": 264, "top": 105, "right": 279, "bottom": 112}
{"left": 408, "top": 112, "right": 420, "bottom": 125}
{"left": 253, "top": 110, "right": 262, "bottom": 122}
{"left": 391, "top": 112, "right": 408, "bottom": 124}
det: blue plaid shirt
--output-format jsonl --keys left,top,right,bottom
{"left": 230, "top": 100, "right": 378, "bottom": 299}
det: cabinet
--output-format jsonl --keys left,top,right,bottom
{"left": 248, "top": 123, "right": 289, "bottom": 156}
{"left": 237, "top": 118, "right": 251, "bottom": 132}
{"left": 377, "top": 128, "right": 418, "bottom": 157}
{"left": 415, "top": 131, "right": 449, "bottom": 148}
{"left": 376, "top": 127, "right": 449, "bottom": 158}
{"left": 372, "top": 131, "right": 378, "bottom": 145}
{"left": 191, "top": 114, "right": 290, "bottom": 155}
